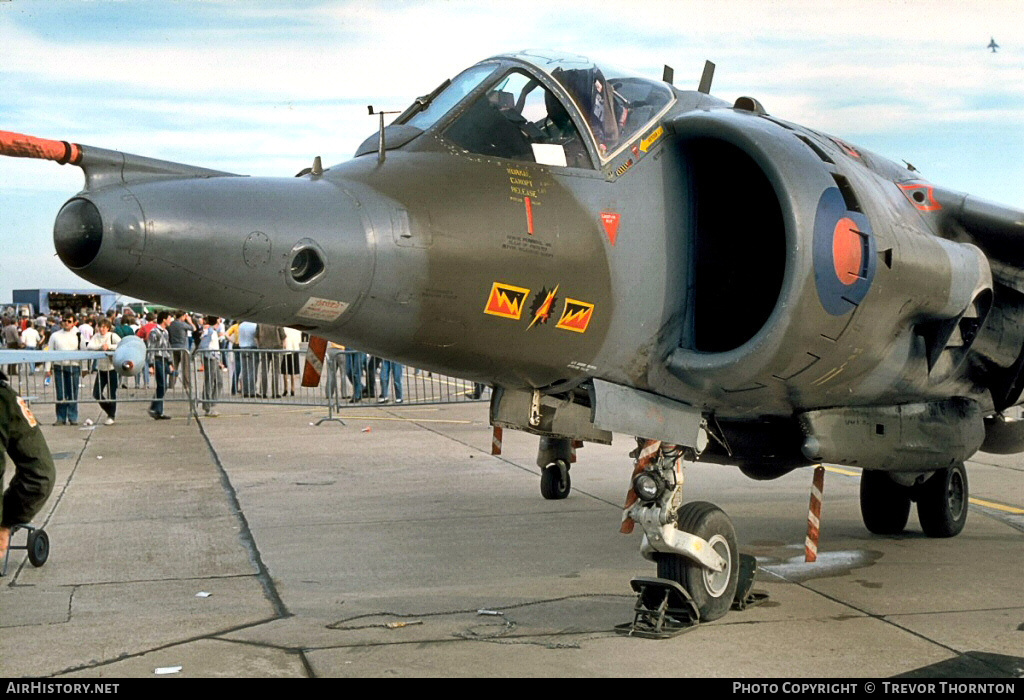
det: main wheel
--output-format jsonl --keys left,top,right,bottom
{"left": 655, "top": 501, "right": 739, "bottom": 622}
{"left": 860, "top": 470, "right": 912, "bottom": 535}
{"left": 540, "top": 461, "right": 570, "bottom": 500}
{"left": 27, "top": 528, "right": 49, "bottom": 567}
{"left": 916, "top": 463, "right": 968, "bottom": 538}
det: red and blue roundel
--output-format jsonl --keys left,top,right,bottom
{"left": 813, "top": 187, "right": 875, "bottom": 315}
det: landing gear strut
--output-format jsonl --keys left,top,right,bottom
{"left": 859, "top": 463, "right": 968, "bottom": 537}
{"left": 623, "top": 439, "right": 744, "bottom": 623}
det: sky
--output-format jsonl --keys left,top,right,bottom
{"left": 1, "top": 0, "right": 1022, "bottom": 304}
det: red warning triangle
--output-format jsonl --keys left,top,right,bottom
{"left": 600, "top": 212, "right": 620, "bottom": 246}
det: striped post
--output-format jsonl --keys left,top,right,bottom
{"left": 805, "top": 465, "right": 826, "bottom": 562}
{"left": 491, "top": 426, "right": 503, "bottom": 455}
{"left": 570, "top": 439, "right": 583, "bottom": 463}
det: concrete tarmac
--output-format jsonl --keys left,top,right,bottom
{"left": 2, "top": 398, "right": 1022, "bottom": 678}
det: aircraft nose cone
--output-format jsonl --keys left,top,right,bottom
{"left": 54, "top": 198, "right": 103, "bottom": 269}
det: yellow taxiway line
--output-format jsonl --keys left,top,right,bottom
{"left": 969, "top": 497, "right": 1024, "bottom": 515}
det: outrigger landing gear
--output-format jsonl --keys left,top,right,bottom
{"left": 859, "top": 463, "right": 968, "bottom": 537}
{"left": 621, "top": 439, "right": 762, "bottom": 630}
{"left": 537, "top": 436, "right": 573, "bottom": 500}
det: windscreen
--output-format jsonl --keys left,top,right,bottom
{"left": 402, "top": 63, "right": 499, "bottom": 131}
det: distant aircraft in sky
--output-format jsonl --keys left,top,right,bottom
{"left": 988, "top": 37, "right": 999, "bottom": 53}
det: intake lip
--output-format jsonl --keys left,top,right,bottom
{"left": 54, "top": 198, "right": 103, "bottom": 269}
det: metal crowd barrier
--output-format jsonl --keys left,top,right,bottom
{"left": 0, "top": 347, "right": 487, "bottom": 419}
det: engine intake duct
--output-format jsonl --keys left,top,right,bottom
{"left": 683, "top": 137, "right": 786, "bottom": 353}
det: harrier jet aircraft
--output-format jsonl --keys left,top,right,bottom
{"left": 4, "top": 50, "right": 1024, "bottom": 622}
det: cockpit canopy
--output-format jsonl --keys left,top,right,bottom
{"left": 381, "top": 51, "right": 675, "bottom": 170}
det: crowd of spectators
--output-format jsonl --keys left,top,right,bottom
{"left": 2, "top": 306, "right": 411, "bottom": 423}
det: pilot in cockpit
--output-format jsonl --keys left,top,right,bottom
{"left": 551, "top": 66, "right": 627, "bottom": 157}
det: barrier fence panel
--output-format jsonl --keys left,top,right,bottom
{"left": 0, "top": 347, "right": 488, "bottom": 417}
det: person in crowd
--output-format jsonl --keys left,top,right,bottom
{"left": 113, "top": 314, "right": 135, "bottom": 388}
{"left": 224, "top": 320, "right": 241, "bottom": 394}
{"left": 147, "top": 311, "right": 174, "bottom": 420}
{"left": 378, "top": 359, "right": 404, "bottom": 404}
{"left": 257, "top": 324, "right": 286, "bottom": 398}
{"left": 87, "top": 318, "right": 120, "bottom": 425}
{"left": 18, "top": 322, "right": 39, "bottom": 351}
{"left": 167, "top": 310, "right": 196, "bottom": 392}
{"left": 364, "top": 355, "right": 381, "bottom": 399}
{"left": 135, "top": 312, "right": 157, "bottom": 389}
{"left": 77, "top": 314, "right": 94, "bottom": 376}
{"left": 113, "top": 314, "right": 135, "bottom": 344}
{"left": 237, "top": 321, "right": 259, "bottom": 397}
{"left": 196, "top": 315, "right": 223, "bottom": 417}
{"left": 282, "top": 326, "right": 302, "bottom": 397}
{"left": 214, "top": 318, "right": 229, "bottom": 371}
{"left": 346, "top": 349, "right": 367, "bottom": 403}
{"left": 19, "top": 322, "right": 41, "bottom": 375}
{"left": 137, "top": 312, "right": 157, "bottom": 340}
{"left": 324, "top": 341, "right": 350, "bottom": 407}
{"left": 46, "top": 316, "right": 81, "bottom": 426}
{"left": 37, "top": 322, "right": 52, "bottom": 384}
{"left": 3, "top": 316, "right": 22, "bottom": 375}
{"left": 0, "top": 367, "right": 56, "bottom": 561}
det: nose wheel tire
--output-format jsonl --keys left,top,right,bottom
{"left": 655, "top": 501, "right": 739, "bottom": 622}
{"left": 540, "top": 460, "right": 570, "bottom": 500}
{"left": 916, "top": 463, "right": 968, "bottom": 538}
{"left": 860, "top": 470, "right": 912, "bottom": 535}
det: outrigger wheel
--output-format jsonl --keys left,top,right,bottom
{"left": 540, "top": 459, "right": 571, "bottom": 500}
{"left": 655, "top": 501, "right": 739, "bottom": 622}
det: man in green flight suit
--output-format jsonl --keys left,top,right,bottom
{"left": 0, "top": 368, "right": 56, "bottom": 559}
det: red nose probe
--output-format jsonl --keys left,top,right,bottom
{"left": 0, "top": 130, "right": 82, "bottom": 165}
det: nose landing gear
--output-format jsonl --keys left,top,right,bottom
{"left": 621, "top": 438, "right": 757, "bottom": 627}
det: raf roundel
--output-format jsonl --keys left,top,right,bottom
{"left": 812, "top": 187, "right": 876, "bottom": 316}
{"left": 832, "top": 217, "right": 863, "bottom": 286}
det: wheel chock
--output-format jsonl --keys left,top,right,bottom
{"left": 615, "top": 576, "right": 700, "bottom": 639}
{"left": 731, "top": 553, "right": 769, "bottom": 611}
